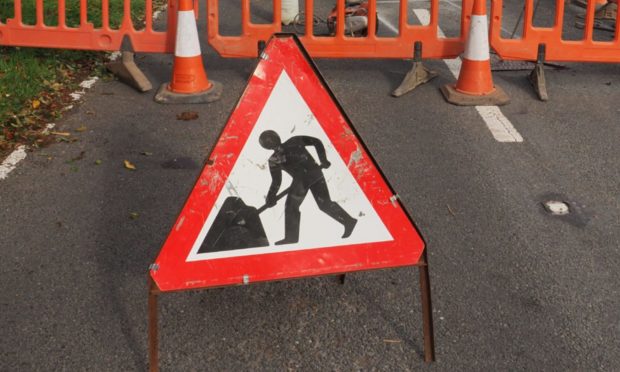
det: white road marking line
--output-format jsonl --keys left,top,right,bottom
{"left": 0, "top": 146, "right": 27, "bottom": 180}
{"left": 42, "top": 123, "right": 56, "bottom": 134}
{"left": 377, "top": 13, "right": 400, "bottom": 34}
{"left": 70, "top": 76, "right": 99, "bottom": 101}
{"left": 475, "top": 106, "right": 523, "bottom": 142}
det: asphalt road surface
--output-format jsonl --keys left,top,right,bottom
{"left": 1, "top": 1, "right": 619, "bottom": 370}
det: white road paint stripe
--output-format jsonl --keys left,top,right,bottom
{"left": 475, "top": 106, "right": 523, "bottom": 142}
{"left": 70, "top": 76, "right": 99, "bottom": 101}
{"left": 410, "top": 9, "right": 523, "bottom": 143}
{"left": 42, "top": 123, "right": 56, "bottom": 134}
{"left": 377, "top": 13, "right": 400, "bottom": 34}
{"left": 0, "top": 146, "right": 27, "bottom": 180}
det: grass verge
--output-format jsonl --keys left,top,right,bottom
{"left": 1, "top": 48, "right": 110, "bottom": 157}
{"left": 0, "top": 0, "right": 166, "bottom": 159}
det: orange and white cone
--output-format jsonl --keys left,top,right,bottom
{"left": 441, "top": 0, "right": 509, "bottom": 106}
{"left": 155, "top": 0, "right": 222, "bottom": 104}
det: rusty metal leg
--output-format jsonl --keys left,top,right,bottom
{"left": 338, "top": 274, "right": 346, "bottom": 284}
{"left": 148, "top": 278, "right": 159, "bottom": 372}
{"left": 418, "top": 251, "right": 435, "bottom": 363}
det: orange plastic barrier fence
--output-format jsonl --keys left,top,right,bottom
{"left": 490, "top": 0, "right": 620, "bottom": 63}
{"left": 207, "top": 0, "right": 474, "bottom": 59}
{"left": 0, "top": 0, "right": 176, "bottom": 52}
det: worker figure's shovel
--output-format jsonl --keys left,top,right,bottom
{"left": 197, "top": 187, "right": 290, "bottom": 254}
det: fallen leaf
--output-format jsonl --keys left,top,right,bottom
{"left": 124, "top": 160, "right": 136, "bottom": 170}
{"left": 129, "top": 212, "right": 140, "bottom": 220}
{"left": 446, "top": 204, "right": 456, "bottom": 217}
{"left": 32, "top": 99, "right": 41, "bottom": 109}
{"left": 75, "top": 125, "right": 87, "bottom": 132}
{"left": 141, "top": 151, "right": 153, "bottom": 156}
{"left": 177, "top": 111, "right": 199, "bottom": 121}
{"left": 95, "top": 159, "right": 102, "bottom": 165}
{"left": 51, "top": 131, "right": 71, "bottom": 136}
{"left": 71, "top": 151, "right": 86, "bottom": 162}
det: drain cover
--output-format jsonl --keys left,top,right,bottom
{"left": 543, "top": 200, "right": 571, "bottom": 215}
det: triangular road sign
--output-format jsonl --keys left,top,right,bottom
{"left": 150, "top": 35, "right": 425, "bottom": 292}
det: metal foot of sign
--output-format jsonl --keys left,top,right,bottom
{"left": 147, "top": 34, "right": 434, "bottom": 369}
{"left": 148, "top": 277, "right": 159, "bottom": 372}
{"left": 147, "top": 264, "right": 435, "bottom": 370}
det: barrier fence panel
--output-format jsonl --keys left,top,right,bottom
{"left": 207, "top": 0, "right": 474, "bottom": 59}
{"left": 490, "top": 0, "right": 620, "bottom": 63}
{"left": 0, "top": 0, "right": 175, "bottom": 52}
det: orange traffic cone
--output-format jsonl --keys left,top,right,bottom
{"left": 155, "top": 0, "right": 222, "bottom": 104}
{"left": 441, "top": 0, "right": 509, "bottom": 106}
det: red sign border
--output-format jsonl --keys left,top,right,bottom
{"left": 150, "top": 34, "right": 426, "bottom": 292}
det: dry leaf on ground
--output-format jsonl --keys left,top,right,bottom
{"left": 124, "top": 160, "right": 136, "bottom": 170}
{"left": 176, "top": 111, "right": 199, "bottom": 121}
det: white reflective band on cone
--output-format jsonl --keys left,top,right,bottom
{"left": 463, "top": 15, "right": 490, "bottom": 61}
{"left": 281, "top": 0, "right": 299, "bottom": 25}
{"left": 175, "top": 11, "right": 201, "bottom": 57}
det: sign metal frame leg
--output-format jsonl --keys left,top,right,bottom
{"left": 146, "top": 251, "right": 435, "bottom": 368}
{"left": 418, "top": 250, "right": 436, "bottom": 363}
{"left": 148, "top": 277, "right": 160, "bottom": 372}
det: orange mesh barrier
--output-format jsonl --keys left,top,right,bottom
{"left": 490, "top": 0, "right": 620, "bottom": 63}
{"left": 0, "top": 0, "right": 176, "bottom": 53}
{"left": 207, "top": 0, "right": 474, "bottom": 59}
